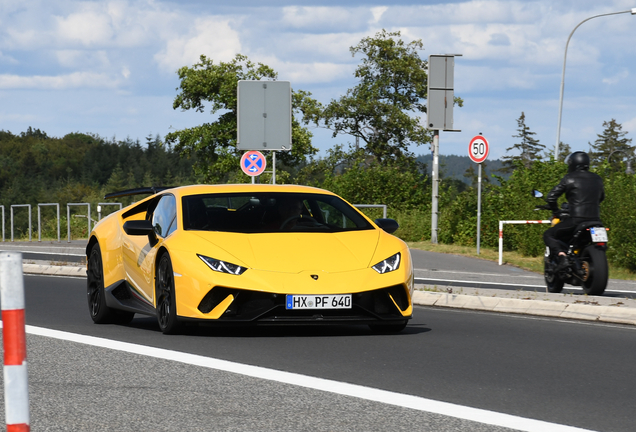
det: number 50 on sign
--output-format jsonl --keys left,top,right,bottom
{"left": 468, "top": 135, "right": 489, "bottom": 164}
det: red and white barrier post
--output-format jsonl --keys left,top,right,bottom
{"left": 499, "top": 220, "right": 551, "bottom": 265}
{"left": 1, "top": 252, "right": 30, "bottom": 432}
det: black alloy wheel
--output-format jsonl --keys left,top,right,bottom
{"left": 87, "top": 243, "right": 134, "bottom": 324}
{"left": 581, "top": 245, "right": 608, "bottom": 296}
{"left": 156, "top": 253, "right": 181, "bottom": 334}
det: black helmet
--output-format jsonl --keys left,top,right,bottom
{"left": 566, "top": 151, "right": 589, "bottom": 173}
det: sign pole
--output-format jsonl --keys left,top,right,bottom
{"left": 468, "top": 134, "right": 489, "bottom": 255}
{"left": 477, "top": 162, "right": 482, "bottom": 255}
{"left": 431, "top": 130, "right": 440, "bottom": 244}
{"left": 272, "top": 151, "right": 276, "bottom": 185}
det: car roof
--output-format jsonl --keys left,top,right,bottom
{"left": 164, "top": 184, "right": 335, "bottom": 198}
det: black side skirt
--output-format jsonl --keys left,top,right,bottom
{"left": 104, "top": 280, "right": 156, "bottom": 316}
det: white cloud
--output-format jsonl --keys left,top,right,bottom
{"left": 281, "top": 6, "right": 370, "bottom": 32}
{"left": 602, "top": 69, "right": 629, "bottom": 85}
{"left": 154, "top": 17, "right": 242, "bottom": 72}
{"left": 55, "top": 50, "right": 110, "bottom": 68}
{"left": 0, "top": 72, "right": 120, "bottom": 89}
{"left": 55, "top": 9, "right": 115, "bottom": 46}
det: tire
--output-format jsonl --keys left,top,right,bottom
{"left": 544, "top": 259, "right": 564, "bottom": 293}
{"left": 156, "top": 253, "right": 181, "bottom": 334}
{"left": 581, "top": 245, "right": 608, "bottom": 296}
{"left": 369, "top": 321, "right": 408, "bottom": 333}
{"left": 87, "top": 243, "right": 134, "bottom": 324}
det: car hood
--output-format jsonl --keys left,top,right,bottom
{"left": 191, "top": 230, "right": 381, "bottom": 273}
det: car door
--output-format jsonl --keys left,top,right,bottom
{"left": 123, "top": 194, "right": 178, "bottom": 303}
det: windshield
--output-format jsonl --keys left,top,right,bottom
{"left": 182, "top": 192, "right": 373, "bottom": 233}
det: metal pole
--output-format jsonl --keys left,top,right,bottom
{"left": 272, "top": 151, "right": 276, "bottom": 185}
{"left": 431, "top": 130, "right": 440, "bottom": 244}
{"left": 555, "top": 8, "right": 635, "bottom": 161}
{"left": 67, "top": 205, "right": 70, "bottom": 243}
{"left": 477, "top": 163, "right": 482, "bottom": 255}
{"left": 37, "top": 206, "right": 41, "bottom": 242}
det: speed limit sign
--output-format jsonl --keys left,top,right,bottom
{"left": 468, "top": 135, "right": 489, "bottom": 163}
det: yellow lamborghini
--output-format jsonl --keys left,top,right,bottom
{"left": 86, "top": 184, "right": 413, "bottom": 334}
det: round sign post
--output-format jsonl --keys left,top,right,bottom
{"left": 468, "top": 135, "right": 489, "bottom": 255}
{"left": 240, "top": 151, "right": 267, "bottom": 183}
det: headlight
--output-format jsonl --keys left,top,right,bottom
{"left": 198, "top": 254, "right": 247, "bottom": 275}
{"left": 372, "top": 252, "right": 401, "bottom": 274}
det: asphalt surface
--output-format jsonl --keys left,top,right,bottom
{"left": 4, "top": 275, "right": 636, "bottom": 432}
{"left": 2, "top": 241, "right": 636, "bottom": 430}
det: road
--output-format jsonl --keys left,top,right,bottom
{"left": 4, "top": 273, "right": 634, "bottom": 432}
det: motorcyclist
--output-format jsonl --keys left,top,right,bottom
{"left": 543, "top": 151, "right": 605, "bottom": 270}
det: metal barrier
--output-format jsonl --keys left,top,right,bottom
{"left": 353, "top": 204, "right": 388, "bottom": 219}
{"left": 10, "top": 205, "right": 32, "bottom": 242}
{"left": 37, "top": 203, "right": 60, "bottom": 243}
{"left": 0, "top": 205, "right": 4, "bottom": 242}
{"left": 67, "top": 203, "right": 91, "bottom": 243}
{"left": 97, "top": 202, "right": 123, "bottom": 220}
{"left": 498, "top": 219, "right": 550, "bottom": 265}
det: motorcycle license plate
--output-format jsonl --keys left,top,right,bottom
{"left": 590, "top": 227, "right": 608, "bottom": 242}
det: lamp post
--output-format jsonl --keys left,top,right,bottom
{"left": 554, "top": 8, "right": 636, "bottom": 161}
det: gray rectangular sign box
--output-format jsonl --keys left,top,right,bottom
{"left": 427, "top": 55, "right": 460, "bottom": 131}
{"left": 237, "top": 80, "right": 292, "bottom": 151}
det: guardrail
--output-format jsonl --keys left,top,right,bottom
{"left": 498, "top": 219, "right": 551, "bottom": 265}
{"left": 1, "top": 202, "right": 121, "bottom": 243}
{"left": 353, "top": 204, "right": 388, "bottom": 219}
{"left": 38, "top": 203, "right": 60, "bottom": 243}
{"left": 2, "top": 201, "right": 386, "bottom": 242}
{"left": 97, "top": 203, "right": 122, "bottom": 220}
{"left": 10, "top": 205, "right": 32, "bottom": 242}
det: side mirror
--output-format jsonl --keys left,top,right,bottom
{"left": 123, "top": 220, "right": 155, "bottom": 236}
{"left": 374, "top": 218, "right": 399, "bottom": 234}
{"left": 532, "top": 190, "right": 544, "bottom": 198}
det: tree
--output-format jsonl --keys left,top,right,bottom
{"left": 545, "top": 142, "right": 571, "bottom": 162}
{"left": 589, "top": 119, "right": 633, "bottom": 169}
{"left": 165, "top": 54, "right": 319, "bottom": 183}
{"left": 501, "top": 112, "right": 545, "bottom": 172}
{"left": 463, "top": 161, "right": 489, "bottom": 188}
{"left": 320, "top": 30, "right": 452, "bottom": 166}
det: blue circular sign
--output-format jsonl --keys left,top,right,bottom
{"left": 240, "top": 151, "right": 267, "bottom": 176}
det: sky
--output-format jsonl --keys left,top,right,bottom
{"left": 1, "top": 0, "right": 636, "bottom": 160}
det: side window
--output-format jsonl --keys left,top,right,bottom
{"left": 152, "top": 194, "right": 177, "bottom": 238}
{"left": 316, "top": 200, "right": 357, "bottom": 229}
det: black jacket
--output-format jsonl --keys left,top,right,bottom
{"left": 546, "top": 169, "right": 604, "bottom": 219}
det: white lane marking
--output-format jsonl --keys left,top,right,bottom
{"left": 18, "top": 324, "right": 594, "bottom": 432}
{"left": 415, "top": 268, "right": 543, "bottom": 279}
{"left": 0, "top": 250, "right": 85, "bottom": 257}
{"left": 416, "top": 277, "right": 545, "bottom": 289}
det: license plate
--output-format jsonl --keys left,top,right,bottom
{"left": 286, "top": 294, "right": 352, "bottom": 310}
{"left": 590, "top": 227, "right": 608, "bottom": 242}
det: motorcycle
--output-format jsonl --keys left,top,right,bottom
{"left": 532, "top": 190, "right": 609, "bottom": 295}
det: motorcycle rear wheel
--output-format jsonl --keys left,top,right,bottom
{"left": 544, "top": 260, "right": 564, "bottom": 293}
{"left": 581, "top": 245, "right": 608, "bottom": 296}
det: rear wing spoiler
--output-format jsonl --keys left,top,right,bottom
{"left": 104, "top": 186, "right": 175, "bottom": 200}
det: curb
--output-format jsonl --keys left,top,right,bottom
{"left": 412, "top": 290, "right": 636, "bottom": 326}
{"left": 23, "top": 263, "right": 86, "bottom": 278}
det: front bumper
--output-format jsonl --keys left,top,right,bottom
{"left": 185, "top": 284, "right": 412, "bottom": 326}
